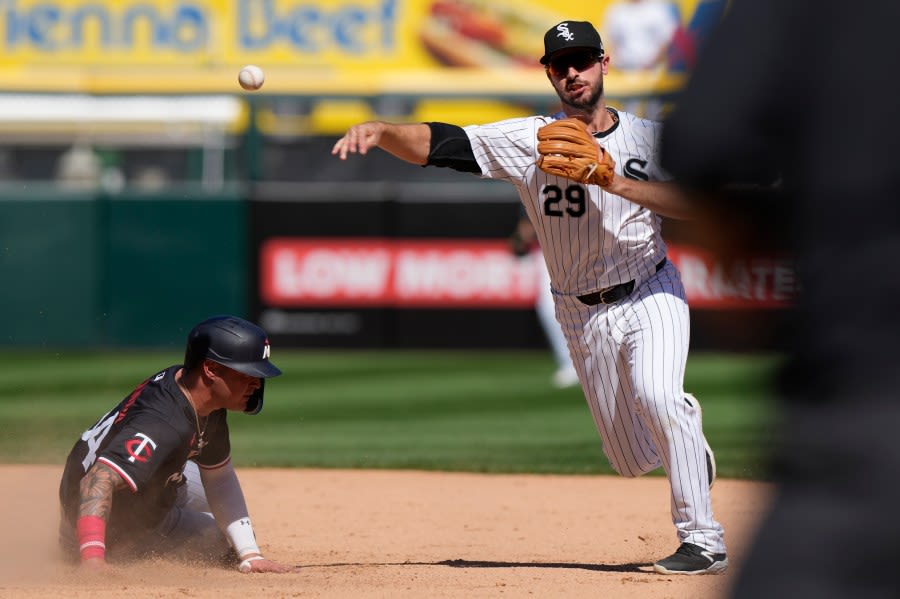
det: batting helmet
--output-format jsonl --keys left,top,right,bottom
{"left": 184, "top": 315, "right": 282, "bottom": 414}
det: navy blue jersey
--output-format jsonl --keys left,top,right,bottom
{"left": 59, "top": 366, "right": 230, "bottom": 534}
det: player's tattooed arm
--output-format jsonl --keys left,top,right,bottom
{"left": 78, "top": 462, "right": 128, "bottom": 520}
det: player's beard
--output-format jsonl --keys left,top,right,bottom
{"left": 559, "top": 78, "right": 604, "bottom": 111}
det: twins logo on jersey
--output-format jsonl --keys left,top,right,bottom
{"left": 125, "top": 432, "right": 157, "bottom": 463}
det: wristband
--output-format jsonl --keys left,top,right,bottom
{"left": 238, "top": 555, "right": 265, "bottom": 573}
{"left": 76, "top": 515, "right": 106, "bottom": 561}
{"left": 225, "top": 518, "right": 260, "bottom": 559}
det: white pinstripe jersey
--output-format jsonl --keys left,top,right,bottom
{"left": 464, "top": 111, "right": 669, "bottom": 295}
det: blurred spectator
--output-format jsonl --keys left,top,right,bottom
{"left": 602, "top": 0, "right": 679, "bottom": 118}
{"left": 55, "top": 143, "right": 101, "bottom": 190}
{"left": 133, "top": 165, "right": 172, "bottom": 191}
{"left": 665, "top": 0, "right": 728, "bottom": 73}
{"left": 603, "top": 0, "right": 679, "bottom": 72}
{"left": 96, "top": 148, "right": 125, "bottom": 193}
{"left": 661, "top": 1, "right": 900, "bottom": 596}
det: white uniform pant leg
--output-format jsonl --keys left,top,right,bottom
{"left": 626, "top": 266, "right": 725, "bottom": 552}
{"left": 555, "top": 293, "right": 660, "bottom": 477}
{"left": 555, "top": 264, "right": 726, "bottom": 553}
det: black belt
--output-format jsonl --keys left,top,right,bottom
{"left": 576, "top": 259, "right": 667, "bottom": 306}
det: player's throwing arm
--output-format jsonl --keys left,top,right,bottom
{"left": 332, "top": 122, "right": 432, "bottom": 164}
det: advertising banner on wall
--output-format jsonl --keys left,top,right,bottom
{"left": 0, "top": 0, "right": 724, "bottom": 94}
{"left": 259, "top": 237, "right": 794, "bottom": 312}
{"left": 249, "top": 188, "right": 551, "bottom": 349}
{"left": 249, "top": 183, "right": 793, "bottom": 351}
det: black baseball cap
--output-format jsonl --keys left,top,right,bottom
{"left": 540, "top": 21, "right": 605, "bottom": 65}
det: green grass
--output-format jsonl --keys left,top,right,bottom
{"left": 0, "top": 349, "right": 782, "bottom": 480}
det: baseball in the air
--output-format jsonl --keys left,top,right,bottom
{"left": 238, "top": 65, "right": 265, "bottom": 91}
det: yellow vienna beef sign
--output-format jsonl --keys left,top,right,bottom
{"left": 0, "top": 0, "right": 412, "bottom": 67}
{"left": 0, "top": 0, "right": 705, "bottom": 91}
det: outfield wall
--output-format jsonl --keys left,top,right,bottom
{"left": 0, "top": 182, "right": 788, "bottom": 351}
{"left": 0, "top": 188, "right": 246, "bottom": 347}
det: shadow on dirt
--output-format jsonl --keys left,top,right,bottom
{"left": 304, "top": 558, "right": 650, "bottom": 573}
{"left": 436, "top": 558, "right": 649, "bottom": 573}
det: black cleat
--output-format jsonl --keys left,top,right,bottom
{"left": 654, "top": 542, "right": 728, "bottom": 575}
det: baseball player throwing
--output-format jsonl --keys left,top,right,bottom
{"left": 58, "top": 315, "right": 293, "bottom": 573}
{"left": 332, "top": 20, "right": 727, "bottom": 574}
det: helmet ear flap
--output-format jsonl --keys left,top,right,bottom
{"left": 244, "top": 379, "right": 264, "bottom": 415}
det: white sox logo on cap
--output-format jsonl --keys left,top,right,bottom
{"left": 540, "top": 21, "right": 604, "bottom": 65}
{"left": 556, "top": 23, "right": 575, "bottom": 41}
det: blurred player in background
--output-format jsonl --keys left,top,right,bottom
{"left": 58, "top": 315, "right": 293, "bottom": 574}
{"left": 508, "top": 210, "right": 579, "bottom": 388}
{"left": 661, "top": 0, "right": 900, "bottom": 596}
{"left": 333, "top": 19, "right": 726, "bottom": 574}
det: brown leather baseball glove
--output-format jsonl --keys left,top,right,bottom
{"left": 536, "top": 118, "right": 616, "bottom": 187}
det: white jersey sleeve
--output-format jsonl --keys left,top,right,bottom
{"left": 462, "top": 116, "right": 549, "bottom": 183}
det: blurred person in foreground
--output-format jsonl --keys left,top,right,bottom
{"left": 333, "top": 20, "right": 727, "bottom": 574}
{"left": 661, "top": 1, "right": 900, "bottom": 596}
{"left": 58, "top": 315, "right": 293, "bottom": 574}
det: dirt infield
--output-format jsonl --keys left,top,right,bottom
{"left": 0, "top": 464, "right": 772, "bottom": 598}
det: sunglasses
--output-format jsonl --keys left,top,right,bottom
{"left": 546, "top": 50, "right": 602, "bottom": 77}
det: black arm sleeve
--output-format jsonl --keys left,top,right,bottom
{"left": 425, "top": 122, "right": 481, "bottom": 174}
